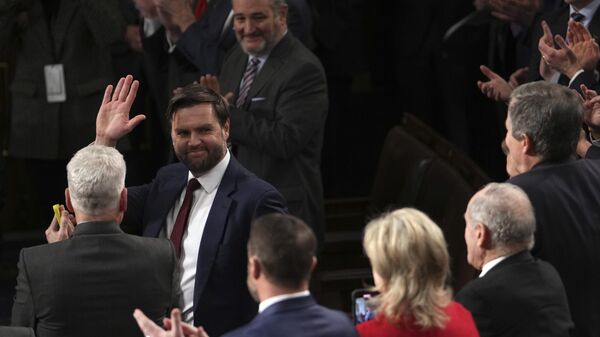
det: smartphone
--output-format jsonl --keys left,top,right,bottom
{"left": 351, "top": 288, "right": 378, "bottom": 325}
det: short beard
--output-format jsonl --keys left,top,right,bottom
{"left": 177, "top": 143, "right": 226, "bottom": 177}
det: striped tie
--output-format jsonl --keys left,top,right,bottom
{"left": 236, "top": 58, "right": 260, "bottom": 108}
{"left": 571, "top": 12, "right": 585, "bottom": 22}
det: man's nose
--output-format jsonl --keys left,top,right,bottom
{"left": 189, "top": 132, "right": 203, "bottom": 146}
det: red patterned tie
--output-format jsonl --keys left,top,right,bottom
{"left": 236, "top": 58, "right": 260, "bottom": 107}
{"left": 170, "top": 179, "right": 201, "bottom": 258}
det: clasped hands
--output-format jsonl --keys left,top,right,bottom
{"left": 538, "top": 20, "right": 600, "bottom": 80}
{"left": 478, "top": 20, "right": 600, "bottom": 102}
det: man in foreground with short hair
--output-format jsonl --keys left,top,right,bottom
{"left": 134, "top": 213, "right": 358, "bottom": 337}
{"left": 11, "top": 145, "right": 181, "bottom": 337}
{"left": 502, "top": 81, "right": 600, "bottom": 337}
{"left": 457, "top": 182, "right": 572, "bottom": 337}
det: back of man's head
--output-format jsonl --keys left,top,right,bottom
{"left": 467, "top": 183, "right": 536, "bottom": 254}
{"left": 508, "top": 81, "right": 582, "bottom": 162}
{"left": 67, "top": 145, "right": 125, "bottom": 216}
{"left": 248, "top": 214, "right": 316, "bottom": 289}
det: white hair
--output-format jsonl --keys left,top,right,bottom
{"left": 66, "top": 145, "right": 125, "bottom": 215}
{"left": 467, "top": 183, "right": 536, "bottom": 252}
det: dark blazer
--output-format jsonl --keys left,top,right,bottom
{"left": 0, "top": 0, "right": 124, "bottom": 159}
{"left": 0, "top": 327, "right": 35, "bottom": 337}
{"left": 11, "top": 221, "right": 180, "bottom": 337}
{"left": 221, "top": 296, "right": 358, "bottom": 337}
{"left": 528, "top": 4, "right": 600, "bottom": 92}
{"left": 456, "top": 251, "right": 573, "bottom": 337}
{"left": 508, "top": 159, "right": 600, "bottom": 337}
{"left": 122, "top": 156, "right": 287, "bottom": 337}
{"left": 219, "top": 33, "right": 328, "bottom": 244}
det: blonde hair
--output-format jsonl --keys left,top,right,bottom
{"left": 363, "top": 208, "right": 451, "bottom": 329}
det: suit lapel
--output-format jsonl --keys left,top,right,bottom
{"left": 193, "top": 159, "right": 238, "bottom": 305}
{"left": 51, "top": 0, "right": 77, "bottom": 57}
{"left": 588, "top": 7, "right": 600, "bottom": 40}
{"left": 223, "top": 47, "right": 249, "bottom": 98}
{"left": 143, "top": 168, "right": 189, "bottom": 237}
{"left": 242, "top": 35, "right": 293, "bottom": 109}
{"left": 28, "top": 1, "right": 53, "bottom": 56}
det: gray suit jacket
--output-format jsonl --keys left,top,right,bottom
{"left": 11, "top": 221, "right": 180, "bottom": 337}
{"left": 219, "top": 33, "right": 328, "bottom": 243}
{"left": 0, "top": 0, "right": 124, "bottom": 159}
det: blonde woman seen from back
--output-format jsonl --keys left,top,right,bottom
{"left": 356, "top": 208, "right": 480, "bottom": 337}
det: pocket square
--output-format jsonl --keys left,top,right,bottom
{"left": 251, "top": 97, "right": 266, "bottom": 102}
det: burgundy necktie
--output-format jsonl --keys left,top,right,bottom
{"left": 170, "top": 179, "right": 201, "bottom": 258}
{"left": 236, "top": 58, "right": 260, "bottom": 108}
{"left": 194, "top": 0, "right": 208, "bottom": 19}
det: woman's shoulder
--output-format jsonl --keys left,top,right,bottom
{"left": 444, "top": 301, "right": 480, "bottom": 337}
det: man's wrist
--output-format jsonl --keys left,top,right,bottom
{"left": 94, "top": 136, "right": 118, "bottom": 147}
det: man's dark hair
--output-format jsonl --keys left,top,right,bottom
{"left": 166, "top": 84, "right": 230, "bottom": 126}
{"left": 248, "top": 214, "right": 316, "bottom": 289}
{"left": 508, "top": 81, "right": 582, "bottom": 162}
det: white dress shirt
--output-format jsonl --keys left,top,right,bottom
{"left": 161, "top": 150, "right": 231, "bottom": 323}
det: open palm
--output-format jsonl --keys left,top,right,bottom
{"left": 96, "top": 75, "right": 146, "bottom": 147}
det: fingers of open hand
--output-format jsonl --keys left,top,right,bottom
{"left": 479, "top": 65, "right": 500, "bottom": 80}
{"left": 541, "top": 21, "right": 554, "bottom": 46}
{"left": 133, "top": 309, "right": 163, "bottom": 337}
{"left": 170, "top": 309, "right": 182, "bottom": 336}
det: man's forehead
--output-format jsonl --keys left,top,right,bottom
{"left": 233, "top": 0, "right": 272, "bottom": 11}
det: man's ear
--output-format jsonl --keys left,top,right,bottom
{"left": 310, "top": 256, "right": 317, "bottom": 273}
{"left": 65, "top": 188, "right": 74, "bottom": 213}
{"left": 280, "top": 5, "right": 288, "bottom": 20}
{"left": 522, "top": 133, "right": 535, "bottom": 155}
{"left": 222, "top": 119, "right": 230, "bottom": 141}
{"left": 248, "top": 256, "right": 261, "bottom": 280}
{"left": 475, "top": 223, "right": 492, "bottom": 249}
{"left": 119, "top": 188, "right": 128, "bottom": 213}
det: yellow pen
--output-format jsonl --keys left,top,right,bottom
{"left": 52, "top": 204, "right": 61, "bottom": 222}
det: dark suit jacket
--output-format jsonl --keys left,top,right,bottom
{"left": 122, "top": 156, "right": 287, "bottom": 337}
{"left": 219, "top": 33, "right": 328, "bottom": 244}
{"left": 0, "top": 0, "right": 124, "bottom": 159}
{"left": 456, "top": 251, "right": 573, "bottom": 337}
{"left": 0, "top": 327, "right": 35, "bottom": 337}
{"left": 11, "top": 221, "right": 180, "bottom": 337}
{"left": 528, "top": 4, "right": 600, "bottom": 92}
{"left": 221, "top": 296, "right": 358, "bottom": 337}
{"left": 508, "top": 159, "right": 600, "bottom": 337}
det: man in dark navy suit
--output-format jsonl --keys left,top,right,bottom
{"left": 134, "top": 213, "right": 358, "bottom": 337}
{"left": 95, "top": 76, "right": 287, "bottom": 337}
{"left": 503, "top": 81, "right": 600, "bottom": 337}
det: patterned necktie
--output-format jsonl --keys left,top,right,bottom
{"left": 236, "top": 58, "right": 260, "bottom": 108}
{"left": 571, "top": 12, "right": 585, "bottom": 22}
{"left": 170, "top": 179, "right": 201, "bottom": 258}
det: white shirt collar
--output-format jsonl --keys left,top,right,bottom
{"left": 186, "top": 150, "right": 230, "bottom": 193}
{"left": 479, "top": 255, "right": 509, "bottom": 277}
{"left": 258, "top": 290, "right": 310, "bottom": 313}
{"left": 570, "top": 0, "right": 600, "bottom": 27}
